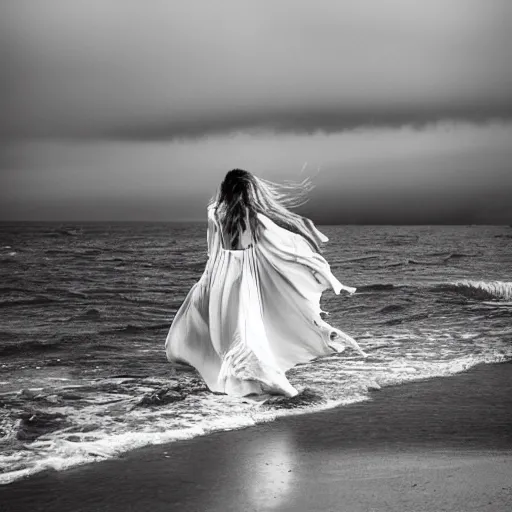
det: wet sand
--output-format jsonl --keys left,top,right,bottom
{"left": 1, "top": 361, "right": 512, "bottom": 512}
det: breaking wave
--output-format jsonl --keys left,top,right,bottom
{"left": 358, "top": 280, "right": 512, "bottom": 302}
{"left": 434, "top": 280, "right": 512, "bottom": 301}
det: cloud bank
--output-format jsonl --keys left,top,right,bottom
{"left": 0, "top": 0, "right": 511, "bottom": 141}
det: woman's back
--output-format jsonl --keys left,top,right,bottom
{"left": 217, "top": 208, "right": 255, "bottom": 251}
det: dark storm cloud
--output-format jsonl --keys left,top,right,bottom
{"left": 93, "top": 103, "right": 512, "bottom": 142}
{"left": 0, "top": 0, "right": 511, "bottom": 142}
{"left": 1, "top": 1, "right": 512, "bottom": 224}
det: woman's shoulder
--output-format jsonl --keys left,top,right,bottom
{"left": 207, "top": 204, "right": 217, "bottom": 220}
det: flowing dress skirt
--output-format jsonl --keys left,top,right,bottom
{"left": 165, "top": 211, "right": 366, "bottom": 397}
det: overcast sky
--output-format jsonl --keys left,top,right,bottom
{"left": 1, "top": 0, "right": 511, "bottom": 223}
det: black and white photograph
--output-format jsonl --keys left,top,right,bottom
{"left": 1, "top": 1, "right": 511, "bottom": 510}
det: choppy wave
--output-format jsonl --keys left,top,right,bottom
{"left": 380, "top": 251, "right": 480, "bottom": 268}
{"left": 100, "top": 323, "right": 170, "bottom": 335}
{"left": 384, "top": 312, "right": 432, "bottom": 326}
{"left": 377, "top": 304, "right": 406, "bottom": 314}
{"left": 68, "top": 308, "right": 102, "bottom": 321}
{"left": 0, "top": 297, "right": 59, "bottom": 309}
{"left": 2, "top": 279, "right": 511, "bottom": 359}
{"left": 0, "top": 340, "right": 67, "bottom": 357}
{"left": 358, "top": 283, "right": 398, "bottom": 292}
{"left": 442, "top": 252, "right": 479, "bottom": 260}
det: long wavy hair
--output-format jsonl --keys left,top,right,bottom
{"left": 208, "top": 169, "right": 323, "bottom": 252}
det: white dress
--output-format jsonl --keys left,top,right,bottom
{"left": 165, "top": 206, "right": 366, "bottom": 397}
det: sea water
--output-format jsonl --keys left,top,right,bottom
{"left": 1, "top": 222, "right": 511, "bottom": 484}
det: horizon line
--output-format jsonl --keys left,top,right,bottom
{"left": 0, "top": 220, "right": 510, "bottom": 227}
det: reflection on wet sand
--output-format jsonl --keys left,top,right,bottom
{"left": 240, "top": 430, "right": 295, "bottom": 509}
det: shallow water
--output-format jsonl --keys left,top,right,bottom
{"left": 1, "top": 222, "right": 511, "bottom": 484}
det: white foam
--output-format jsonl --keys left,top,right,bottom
{"left": 1, "top": 337, "right": 511, "bottom": 486}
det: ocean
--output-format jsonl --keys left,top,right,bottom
{"left": 1, "top": 222, "right": 511, "bottom": 484}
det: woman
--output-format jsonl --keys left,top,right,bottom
{"left": 165, "top": 169, "right": 366, "bottom": 397}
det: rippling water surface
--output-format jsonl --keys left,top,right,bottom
{"left": 1, "top": 222, "right": 511, "bottom": 483}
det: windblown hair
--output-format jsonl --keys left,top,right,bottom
{"left": 208, "top": 169, "right": 323, "bottom": 252}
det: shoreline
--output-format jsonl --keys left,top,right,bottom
{"left": 1, "top": 360, "right": 511, "bottom": 511}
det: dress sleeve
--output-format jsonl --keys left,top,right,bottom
{"left": 303, "top": 218, "right": 329, "bottom": 244}
{"left": 257, "top": 213, "right": 356, "bottom": 295}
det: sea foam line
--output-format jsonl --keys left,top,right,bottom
{"left": 1, "top": 350, "right": 511, "bottom": 486}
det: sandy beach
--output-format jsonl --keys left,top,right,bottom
{"left": 1, "top": 360, "right": 511, "bottom": 511}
